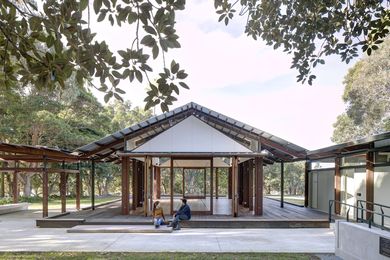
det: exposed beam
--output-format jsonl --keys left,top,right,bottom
{"left": 0, "top": 167, "right": 80, "bottom": 174}
{"left": 260, "top": 137, "right": 305, "bottom": 159}
{"left": 0, "top": 154, "right": 79, "bottom": 162}
{"left": 0, "top": 143, "right": 79, "bottom": 160}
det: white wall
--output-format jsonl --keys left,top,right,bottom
{"left": 340, "top": 168, "right": 366, "bottom": 219}
{"left": 374, "top": 166, "right": 390, "bottom": 227}
{"left": 309, "top": 170, "right": 334, "bottom": 213}
{"left": 335, "top": 220, "right": 390, "bottom": 260}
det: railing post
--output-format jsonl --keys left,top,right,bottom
{"left": 329, "top": 200, "right": 333, "bottom": 222}
{"left": 381, "top": 207, "right": 384, "bottom": 230}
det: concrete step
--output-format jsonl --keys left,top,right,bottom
{"left": 38, "top": 218, "right": 329, "bottom": 229}
{"left": 36, "top": 218, "right": 85, "bottom": 228}
{"left": 67, "top": 225, "right": 173, "bottom": 233}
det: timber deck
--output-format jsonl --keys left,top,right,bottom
{"left": 37, "top": 198, "right": 330, "bottom": 228}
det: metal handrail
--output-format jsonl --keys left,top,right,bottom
{"left": 356, "top": 199, "right": 390, "bottom": 229}
{"left": 329, "top": 200, "right": 390, "bottom": 230}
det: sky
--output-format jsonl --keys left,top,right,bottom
{"left": 90, "top": 0, "right": 358, "bottom": 151}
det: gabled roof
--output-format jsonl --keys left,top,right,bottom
{"left": 76, "top": 102, "right": 308, "bottom": 162}
{"left": 132, "top": 116, "right": 252, "bottom": 153}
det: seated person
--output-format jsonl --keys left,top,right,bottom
{"left": 152, "top": 201, "right": 165, "bottom": 228}
{"left": 168, "top": 198, "right": 191, "bottom": 230}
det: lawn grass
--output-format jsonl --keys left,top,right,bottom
{"left": 27, "top": 196, "right": 120, "bottom": 209}
{"left": 0, "top": 252, "right": 322, "bottom": 260}
{"left": 0, "top": 196, "right": 120, "bottom": 210}
{"left": 265, "top": 195, "right": 305, "bottom": 206}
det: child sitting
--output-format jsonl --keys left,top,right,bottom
{"left": 152, "top": 201, "right": 165, "bottom": 228}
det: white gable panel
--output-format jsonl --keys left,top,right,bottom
{"left": 133, "top": 116, "right": 252, "bottom": 153}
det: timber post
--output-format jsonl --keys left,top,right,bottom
{"left": 254, "top": 156, "right": 263, "bottom": 216}
{"left": 91, "top": 159, "right": 95, "bottom": 210}
{"left": 76, "top": 162, "right": 81, "bottom": 210}
{"left": 121, "top": 156, "right": 130, "bottom": 215}
{"left": 13, "top": 161, "right": 19, "bottom": 204}
{"left": 42, "top": 156, "right": 49, "bottom": 218}
{"left": 280, "top": 161, "right": 284, "bottom": 208}
{"left": 334, "top": 157, "right": 341, "bottom": 214}
{"left": 366, "top": 151, "right": 374, "bottom": 220}
{"left": 60, "top": 161, "right": 67, "bottom": 213}
{"left": 304, "top": 160, "right": 310, "bottom": 207}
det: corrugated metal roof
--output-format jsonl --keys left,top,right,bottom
{"left": 76, "top": 102, "right": 308, "bottom": 160}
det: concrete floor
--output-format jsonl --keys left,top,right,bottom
{"left": 0, "top": 210, "right": 336, "bottom": 253}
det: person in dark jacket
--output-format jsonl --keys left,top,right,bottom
{"left": 168, "top": 198, "right": 191, "bottom": 230}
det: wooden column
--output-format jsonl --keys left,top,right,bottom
{"left": 156, "top": 166, "right": 161, "bottom": 199}
{"left": 210, "top": 158, "right": 214, "bottom": 215}
{"left": 334, "top": 157, "right": 341, "bottom": 214}
{"left": 91, "top": 160, "right": 95, "bottom": 210}
{"left": 248, "top": 159, "right": 254, "bottom": 211}
{"left": 242, "top": 162, "right": 249, "bottom": 207}
{"left": 143, "top": 156, "right": 149, "bottom": 217}
{"left": 280, "top": 161, "right": 284, "bottom": 208}
{"left": 12, "top": 169, "right": 18, "bottom": 204}
{"left": 75, "top": 163, "right": 81, "bottom": 210}
{"left": 42, "top": 156, "right": 49, "bottom": 218}
{"left": 228, "top": 167, "right": 232, "bottom": 199}
{"left": 215, "top": 167, "right": 219, "bottom": 199}
{"left": 137, "top": 161, "right": 144, "bottom": 207}
{"left": 170, "top": 157, "right": 174, "bottom": 215}
{"left": 121, "top": 157, "right": 130, "bottom": 215}
{"left": 60, "top": 162, "right": 67, "bottom": 213}
{"left": 1, "top": 172, "right": 4, "bottom": 198}
{"left": 238, "top": 164, "right": 243, "bottom": 205}
{"left": 366, "top": 152, "right": 374, "bottom": 220}
{"left": 304, "top": 160, "right": 310, "bottom": 207}
{"left": 232, "top": 157, "right": 239, "bottom": 217}
{"left": 254, "top": 157, "right": 263, "bottom": 216}
{"left": 131, "top": 159, "right": 137, "bottom": 210}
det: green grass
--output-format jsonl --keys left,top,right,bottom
{"left": 0, "top": 196, "right": 120, "bottom": 209}
{"left": 265, "top": 195, "right": 305, "bottom": 206}
{"left": 0, "top": 252, "right": 322, "bottom": 260}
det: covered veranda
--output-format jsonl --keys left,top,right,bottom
{"left": 76, "top": 102, "right": 310, "bottom": 219}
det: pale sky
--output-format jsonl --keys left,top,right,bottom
{"left": 90, "top": 0, "right": 357, "bottom": 150}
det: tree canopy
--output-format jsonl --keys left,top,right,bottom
{"left": 1, "top": 0, "right": 389, "bottom": 111}
{"left": 332, "top": 37, "right": 390, "bottom": 144}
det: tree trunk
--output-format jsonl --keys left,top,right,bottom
{"left": 22, "top": 174, "right": 33, "bottom": 197}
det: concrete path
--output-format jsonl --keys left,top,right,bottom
{"left": 0, "top": 211, "right": 335, "bottom": 253}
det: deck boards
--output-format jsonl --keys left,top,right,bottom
{"left": 58, "top": 198, "right": 328, "bottom": 221}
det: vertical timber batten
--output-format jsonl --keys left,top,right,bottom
{"left": 91, "top": 160, "right": 95, "bottom": 210}
{"left": 248, "top": 159, "right": 253, "bottom": 211}
{"left": 170, "top": 157, "right": 174, "bottom": 215}
{"left": 304, "top": 160, "right": 310, "bottom": 207}
{"left": 215, "top": 167, "right": 219, "bottom": 199}
{"left": 254, "top": 157, "right": 263, "bottom": 216}
{"left": 42, "top": 156, "right": 48, "bottom": 218}
{"left": 121, "top": 156, "right": 129, "bottom": 215}
{"left": 12, "top": 161, "right": 18, "bottom": 204}
{"left": 131, "top": 159, "right": 137, "bottom": 210}
{"left": 232, "top": 156, "right": 239, "bottom": 217}
{"left": 210, "top": 158, "right": 214, "bottom": 215}
{"left": 156, "top": 166, "right": 161, "bottom": 199}
{"left": 143, "top": 156, "right": 148, "bottom": 217}
{"left": 60, "top": 161, "right": 67, "bottom": 213}
{"left": 334, "top": 157, "right": 341, "bottom": 214}
{"left": 366, "top": 151, "right": 374, "bottom": 220}
{"left": 228, "top": 167, "right": 232, "bottom": 200}
{"left": 76, "top": 162, "right": 81, "bottom": 210}
{"left": 1, "top": 171, "right": 4, "bottom": 198}
{"left": 280, "top": 161, "right": 284, "bottom": 208}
